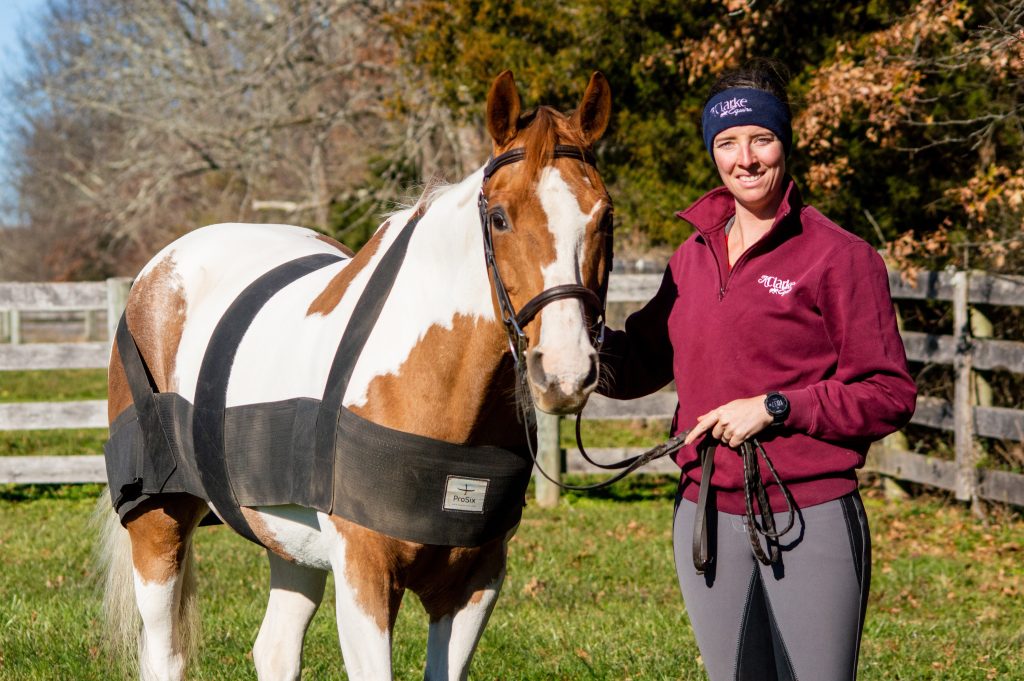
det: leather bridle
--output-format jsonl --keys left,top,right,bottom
{"left": 478, "top": 144, "right": 608, "bottom": 370}
{"left": 478, "top": 144, "right": 685, "bottom": 491}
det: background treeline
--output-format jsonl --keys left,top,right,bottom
{"left": 1, "top": 0, "right": 1021, "bottom": 280}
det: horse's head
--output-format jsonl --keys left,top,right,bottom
{"left": 481, "top": 70, "right": 613, "bottom": 415}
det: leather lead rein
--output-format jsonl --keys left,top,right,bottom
{"left": 693, "top": 438, "right": 796, "bottom": 574}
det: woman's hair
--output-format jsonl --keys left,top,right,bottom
{"left": 702, "top": 59, "right": 792, "bottom": 125}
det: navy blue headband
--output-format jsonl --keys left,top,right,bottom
{"left": 701, "top": 87, "right": 792, "bottom": 162}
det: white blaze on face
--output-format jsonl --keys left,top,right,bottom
{"left": 534, "top": 167, "right": 603, "bottom": 393}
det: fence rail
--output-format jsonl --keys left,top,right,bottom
{"left": 2, "top": 271, "right": 1023, "bottom": 511}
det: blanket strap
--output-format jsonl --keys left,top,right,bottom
{"left": 313, "top": 212, "right": 423, "bottom": 512}
{"left": 191, "top": 252, "right": 343, "bottom": 545}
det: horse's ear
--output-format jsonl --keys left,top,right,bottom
{"left": 574, "top": 71, "right": 612, "bottom": 146}
{"left": 486, "top": 70, "right": 521, "bottom": 148}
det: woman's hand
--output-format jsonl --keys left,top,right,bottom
{"left": 682, "top": 395, "right": 772, "bottom": 448}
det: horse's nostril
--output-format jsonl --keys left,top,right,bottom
{"left": 527, "top": 350, "right": 548, "bottom": 387}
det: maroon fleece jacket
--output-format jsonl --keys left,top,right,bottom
{"left": 600, "top": 180, "right": 917, "bottom": 513}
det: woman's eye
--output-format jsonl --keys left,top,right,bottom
{"left": 489, "top": 212, "right": 510, "bottom": 232}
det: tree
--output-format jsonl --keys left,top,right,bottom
{"left": 3, "top": 0, "right": 420, "bottom": 279}
{"left": 390, "top": 0, "right": 1023, "bottom": 272}
{"left": 795, "top": 0, "right": 1024, "bottom": 274}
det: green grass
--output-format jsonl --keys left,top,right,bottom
{"left": 0, "top": 483, "right": 1021, "bottom": 680}
{"left": 1, "top": 372, "right": 1022, "bottom": 678}
{"left": 0, "top": 428, "right": 107, "bottom": 457}
{"left": 0, "top": 369, "right": 108, "bottom": 403}
{"left": 0, "top": 369, "right": 109, "bottom": 457}
{"left": 560, "top": 417, "right": 670, "bottom": 449}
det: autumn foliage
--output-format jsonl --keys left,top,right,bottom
{"left": 1, "top": 0, "right": 1021, "bottom": 279}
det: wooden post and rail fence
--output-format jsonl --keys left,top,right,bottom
{"left": 2, "top": 270, "right": 1023, "bottom": 511}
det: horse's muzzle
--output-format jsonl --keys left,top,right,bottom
{"left": 526, "top": 348, "right": 599, "bottom": 414}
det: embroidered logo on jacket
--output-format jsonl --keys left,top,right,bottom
{"left": 758, "top": 274, "right": 796, "bottom": 296}
{"left": 709, "top": 97, "right": 752, "bottom": 118}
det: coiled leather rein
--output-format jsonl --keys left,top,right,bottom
{"left": 692, "top": 438, "right": 795, "bottom": 573}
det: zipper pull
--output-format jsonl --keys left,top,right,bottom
{"left": 719, "top": 287, "right": 725, "bottom": 300}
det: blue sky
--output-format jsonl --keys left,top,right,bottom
{"left": 0, "top": 0, "right": 43, "bottom": 86}
{"left": 0, "top": 0, "right": 46, "bottom": 221}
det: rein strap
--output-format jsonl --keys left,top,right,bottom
{"left": 692, "top": 439, "right": 796, "bottom": 574}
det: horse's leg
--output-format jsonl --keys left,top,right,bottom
{"left": 417, "top": 538, "right": 509, "bottom": 681}
{"left": 123, "top": 494, "right": 208, "bottom": 681}
{"left": 253, "top": 551, "right": 327, "bottom": 681}
{"left": 322, "top": 515, "right": 405, "bottom": 681}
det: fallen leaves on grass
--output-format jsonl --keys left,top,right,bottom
{"left": 521, "top": 576, "right": 546, "bottom": 597}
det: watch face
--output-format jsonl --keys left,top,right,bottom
{"left": 766, "top": 393, "right": 788, "bottom": 415}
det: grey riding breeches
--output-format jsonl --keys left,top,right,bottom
{"left": 673, "top": 491, "right": 871, "bottom": 681}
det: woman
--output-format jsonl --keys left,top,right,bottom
{"left": 599, "top": 62, "right": 916, "bottom": 680}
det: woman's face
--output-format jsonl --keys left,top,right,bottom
{"left": 712, "top": 125, "right": 786, "bottom": 217}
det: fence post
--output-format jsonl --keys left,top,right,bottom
{"left": 106, "top": 277, "right": 132, "bottom": 345}
{"left": 534, "top": 411, "right": 562, "bottom": 507}
{"left": 952, "top": 271, "right": 979, "bottom": 509}
{"left": 84, "top": 309, "right": 96, "bottom": 341}
{"left": 881, "top": 303, "right": 910, "bottom": 499}
{"left": 970, "top": 305, "right": 994, "bottom": 408}
{"left": 0, "top": 310, "right": 8, "bottom": 343}
{"left": 10, "top": 309, "right": 21, "bottom": 345}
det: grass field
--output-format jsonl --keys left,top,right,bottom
{"left": 0, "top": 480, "right": 1021, "bottom": 680}
{"left": 1, "top": 370, "right": 1023, "bottom": 679}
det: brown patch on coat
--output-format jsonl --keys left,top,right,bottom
{"left": 107, "top": 340, "right": 133, "bottom": 423}
{"left": 351, "top": 112, "right": 613, "bottom": 443}
{"left": 409, "top": 536, "right": 507, "bottom": 621}
{"left": 307, "top": 220, "right": 390, "bottom": 317}
{"left": 315, "top": 233, "right": 355, "bottom": 257}
{"left": 122, "top": 255, "right": 188, "bottom": 395}
{"left": 349, "top": 314, "right": 514, "bottom": 443}
{"left": 108, "top": 254, "right": 188, "bottom": 423}
{"left": 328, "top": 516, "right": 508, "bottom": 631}
{"left": 124, "top": 494, "right": 208, "bottom": 584}
{"left": 241, "top": 507, "right": 296, "bottom": 563}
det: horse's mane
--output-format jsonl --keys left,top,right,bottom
{"left": 381, "top": 175, "right": 455, "bottom": 220}
{"left": 516, "top": 105, "right": 590, "bottom": 182}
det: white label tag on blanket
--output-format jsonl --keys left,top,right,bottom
{"left": 443, "top": 476, "right": 489, "bottom": 513}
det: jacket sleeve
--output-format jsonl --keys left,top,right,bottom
{"left": 784, "top": 241, "right": 917, "bottom": 441}
{"left": 597, "top": 266, "right": 676, "bottom": 400}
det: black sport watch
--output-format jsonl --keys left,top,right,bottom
{"left": 765, "top": 392, "right": 790, "bottom": 426}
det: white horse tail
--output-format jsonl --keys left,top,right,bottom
{"left": 93, "top": 491, "right": 141, "bottom": 672}
{"left": 92, "top": 491, "right": 202, "bottom": 678}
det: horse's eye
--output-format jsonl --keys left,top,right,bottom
{"left": 489, "top": 211, "right": 510, "bottom": 232}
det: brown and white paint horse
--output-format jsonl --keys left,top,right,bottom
{"left": 96, "top": 70, "right": 613, "bottom": 681}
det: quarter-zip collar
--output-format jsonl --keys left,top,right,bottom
{"left": 675, "top": 177, "right": 803, "bottom": 296}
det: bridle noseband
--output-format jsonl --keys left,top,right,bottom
{"left": 478, "top": 144, "right": 608, "bottom": 369}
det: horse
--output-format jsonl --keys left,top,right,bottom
{"left": 94, "top": 69, "right": 613, "bottom": 681}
